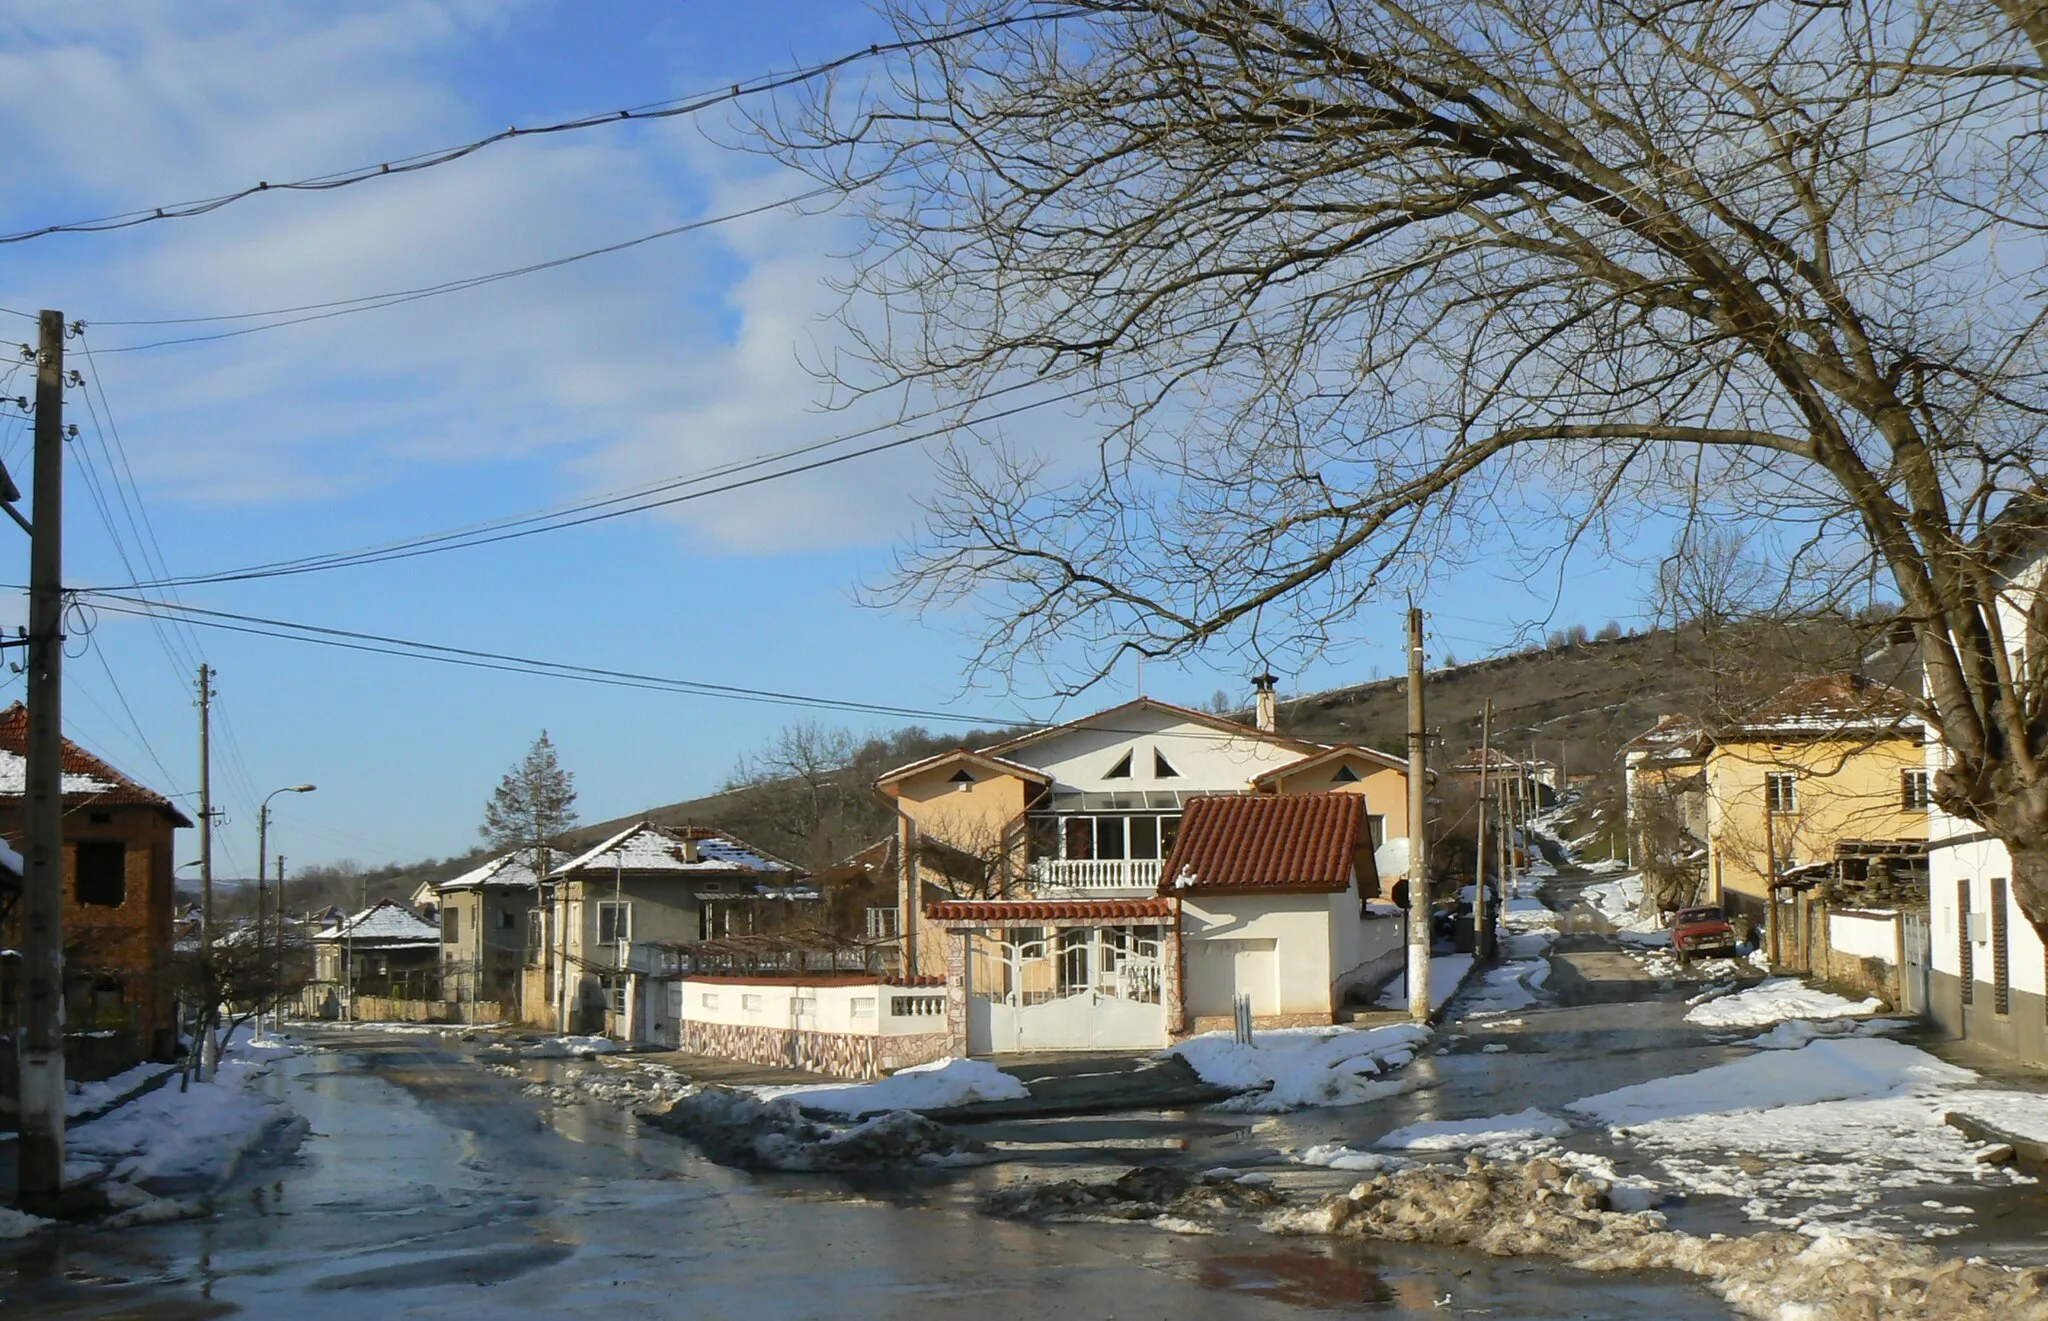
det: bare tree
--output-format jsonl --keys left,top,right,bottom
{"left": 766, "top": 1, "right": 2048, "bottom": 937}
{"left": 723, "top": 722, "right": 864, "bottom": 864}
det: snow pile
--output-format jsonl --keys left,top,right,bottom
{"left": 1378, "top": 1107, "right": 1571, "bottom": 1150}
{"left": 1932, "top": 1089, "right": 2048, "bottom": 1147}
{"left": 757, "top": 1058, "right": 1028, "bottom": 1116}
{"left": 65, "top": 1061, "right": 178, "bottom": 1117}
{"left": 1742, "top": 1018, "right": 1905, "bottom": 1050}
{"left": 1683, "top": 978, "right": 1881, "bottom": 1028}
{"left": 1374, "top": 953, "right": 1475, "bottom": 1012}
{"left": 1582, "top": 871, "right": 1666, "bottom": 935}
{"left": 1168, "top": 1022, "right": 1431, "bottom": 1112}
{"left": 68, "top": 1033, "right": 303, "bottom": 1201}
{"left": 1268, "top": 1153, "right": 2048, "bottom": 1321}
{"left": 1568, "top": 1037, "right": 1970, "bottom": 1128}
{"left": 1294, "top": 1144, "right": 1407, "bottom": 1173}
{"left": 643, "top": 1086, "right": 990, "bottom": 1171}
{"left": 1457, "top": 956, "right": 1549, "bottom": 1015}
{"left": 0, "top": 1207, "right": 50, "bottom": 1240}
{"left": 518, "top": 1035, "right": 624, "bottom": 1059}
{"left": 986, "top": 1166, "right": 1281, "bottom": 1229}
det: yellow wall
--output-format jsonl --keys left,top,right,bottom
{"left": 889, "top": 765, "right": 1032, "bottom": 853}
{"left": 1706, "top": 735, "right": 1928, "bottom": 912}
{"left": 1267, "top": 758, "right": 1409, "bottom": 841}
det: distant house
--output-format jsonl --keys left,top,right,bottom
{"left": 435, "top": 851, "right": 541, "bottom": 1011}
{"left": 537, "top": 822, "right": 808, "bottom": 1036}
{"left": 1621, "top": 713, "right": 1710, "bottom": 889}
{"left": 1703, "top": 674, "right": 1927, "bottom": 951}
{"left": 407, "top": 879, "right": 440, "bottom": 922}
{"left": 311, "top": 900, "right": 444, "bottom": 1005}
{"left": 0, "top": 702, "right": 192, "bottom": 1063}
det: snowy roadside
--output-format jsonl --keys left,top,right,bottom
{"left": 1167, "top": 1022, "right": 1432, "bottom": 1112}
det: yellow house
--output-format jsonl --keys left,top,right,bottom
{"left": 1704, "top": 675, "right": 1928, "bottom": 942}
{"left": 1249, "top": 744, "right": 1411, "bottom": 850}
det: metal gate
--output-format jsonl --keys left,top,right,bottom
{"left": 967, "top": 925, "right": 1166, "bottom": 1053}
{"left": 1900, "top": 912, "right": 1932, "bottom": 1016}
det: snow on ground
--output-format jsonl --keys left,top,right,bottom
{"left": 1582, "top": 870, "right": 1667, "bottom": 936}
{"left": 1458, "top": 957, "right": 1547, "bottom": 1015}
{"left": 1168, "top": 1022, "right": 1432, "bottom": 1112}
{"left": 517, "top": 1035, "right": 625, "bottom": 1059}
{"left": 65, "top": 1060, "right": 178, "bottom": 1118}
{"left": 1374, "top": 953, "right": 1476, "bottom": 1012}
{"left": 648, "top": 1087, "right": 992, "bottom": 1171}
{"left": 1564, "top": 1037, "right": 2037, "bottom": 1231}
{"left": 1379, "top": 1107, "right": 1571, "bottom": 1150}
{"left": 1937, "top": 1088, "right": 2048, "bottom": 1147}
{"left": 754, "top": 1058, "right": 1028, "bottom": 1116}
{"left": 1293, "top": 1143, "right": 1408, "bottom": 1172}
{"left": 0, "top": 1207, "right": 50, "bottom": 1240}
{"left": 1684, "top": 978, "right": 1882, "bottom": 1028}
{"left": 65, "top": 1029, "right": 302, "bottom": 1213}
{"left": 1742, "top": 1018, "right": 1907, "bottom": 1050}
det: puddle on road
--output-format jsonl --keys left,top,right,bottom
{"left": 1195, "top": 1247, "right": 1398, "bottom": 1309}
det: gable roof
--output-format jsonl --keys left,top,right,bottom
{"left": 0, "top": 702, "right": 192, "bottom": 825}
{"left": 1721, "top": 673, "right": 1921, "bottom": 740}
{"left": 978, "top": 697, "right": 1323, "bottom": 759}
{"left": 1157, "top": 793, "right": 1364, "bottom": 895}
{"left": 1622, "top": 713, "right": 1710, "bottom": 761}
{"left": 1251, "top": 743, "right": 1409, "bottom": 787}
{"left": 549, "top": 821, "right": 803, "bottom": 880}
{"left": 314, "top": 899, "right": 442, "bottom": 946}
{"left": 438, "top": 850, "right": 547, "bottom": 893}
{"left": 874, "top": 747, "right": 1053, "bottom": 791}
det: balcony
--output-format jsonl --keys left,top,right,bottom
{"left": 1027, "top": 857, "right": 1163, "bottom": 894}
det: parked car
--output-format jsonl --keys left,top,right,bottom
{"left": 1670, "top": 905, "right": 1737, "bottom": 963}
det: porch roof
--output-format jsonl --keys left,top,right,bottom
{"left": 1157, "top": 792, "right": 1363, "bottom": 894}
{"left": 925, "top": 897, "right": 1174, "bottom": 926}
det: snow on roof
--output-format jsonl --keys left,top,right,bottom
{"left": 0, "top": 703, "right": 192, "bottom": 823}
{"left": 437, "top": 850, "right": 546, "bottom": 893}
{"left": 314, "top": 900, "right": 443, "bottom": 945}
{"left": 550, "top": 822, "right": 802, "bottom": 880}
{"left": 1724, "top": 674, "right": 1921, "bottom": 739}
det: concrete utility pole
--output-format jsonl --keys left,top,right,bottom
{"left": 1405, "top": 607, "right": 1431, "bottom": 1024}
{"left": 17, "top": 309, "right": 66, "bottom": 1212}
{"left": 275, "top": 854, "right": 286, "bottom": 1026}
{"left": 195, "top": 663, "right": 217, "bottom": 1076}
{"left": 1476, "top": 699, "right": 1494, "bottom": 962}
{"left": 256, "top": 784, "right": 314, "bottom": 1035}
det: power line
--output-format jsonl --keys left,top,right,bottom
{"left": 79, "top": 591, "right": 1028, "bottom": 726}
{"left": 86, "top": 184, "right": 843, "bottom": 353}
{"left": 0, "top": 8, "right": 1080, "bottom": 247}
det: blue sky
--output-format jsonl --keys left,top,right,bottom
{"left": 0, "top": 1, "right": 1658, "bottom": 877}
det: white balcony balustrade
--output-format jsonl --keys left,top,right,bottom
{"left": 1026, "top": 857, "right": 1163, "bottom": 893}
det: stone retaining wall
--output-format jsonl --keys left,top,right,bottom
{"left": 676, "top": 1019, "right": 950, "bottom": 1080}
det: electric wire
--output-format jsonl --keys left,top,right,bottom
{"left": 0, "top": 7, "right": 1082, "bottom": 246}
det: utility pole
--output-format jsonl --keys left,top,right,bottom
{"left": 195, "top": 663, "right": 217, "bottom": 1077}
{"left": 17, "top": 309, "right": 65, "bottom": 1212}
{"left": 275, "top": 854, "right": 287, "bottom": 1028}
{"left": 1476, "top": 699, "right": 1494, "bottom": 962}
{"left": 1405, "top": 606, "right": 1431, "bottom": 1024}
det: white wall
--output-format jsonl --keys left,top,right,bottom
{"left": 1928, "top": 832, "right": 2046, "bottom": 998}
{"left": 1828, "top": 911, "right": 1900, "bottom": 964}
{"left": 1327, "top": 892, "right": 1404, "bottom": 995}
{"left": 669, "top": 978, "right": 946, "bottom": 1038}
{"left": 1180, "top": 892, "right": 1336, "bottom": 1018}
{"left": 1006, "top": 706, "right": 1307, "bottom": 795}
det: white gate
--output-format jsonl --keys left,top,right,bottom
{"left": 968, "top": 925, "right": 1167, "bottom": 1052}
{"left": 1900, "top": 912, "right": 1932, "bottom": 1016}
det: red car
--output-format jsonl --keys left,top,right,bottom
{"left": 1670, "top": 905, "right": 1738, "bottom": 963}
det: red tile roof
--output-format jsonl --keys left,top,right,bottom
{"left": 1156, "top": 793, "right": 1363, "bottom": 895}
{"left": 1725, "top": 674, "right": 1919, "bottom": 738}
{"left": 925, "top": 897, "right": 1174, "bottom": 923}
{"left": 0, "top": 702, "right": 192, "bottom": 825}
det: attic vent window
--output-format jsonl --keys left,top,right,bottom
{"left": 948, "top": 769, "right": 977, "bottom": 783}
{"left": 1105, "top": 751, "right": 1134, "bottom": 779}
{"left": 1152, "top": 750, "right": 1179, "bottom": 779}
{"left": 1331, "top": 764, "right": 1361, "bottom": 784}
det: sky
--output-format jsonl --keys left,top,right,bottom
{"left": 0, "top": 0, "right": 1661, "bottom": 878}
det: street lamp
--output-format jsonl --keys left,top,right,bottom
{"left": 257, "top": 784, "right": 315, "bottom": 1034}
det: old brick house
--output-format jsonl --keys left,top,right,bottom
{"left": 0, "top": 702, "right": 191, "bottom": 1061}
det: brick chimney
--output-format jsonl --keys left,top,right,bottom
{"left": 1252, "top": 673, "right": 1278, "bottom": 733}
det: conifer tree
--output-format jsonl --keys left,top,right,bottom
{"left": 482, "top": 731, "right": 579, "bottom": 869}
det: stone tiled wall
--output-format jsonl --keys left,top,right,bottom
{"left": 677, "top": 1019, "right": 951, "bottom": 1080}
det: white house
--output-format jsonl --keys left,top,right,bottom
{"left": 1926, "top": 510, "right": 2048, "bottom": 1063}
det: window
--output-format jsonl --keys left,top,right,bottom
{"left": 701, "top": 992, "right": 720, "bottom": 1010}
{"left": 741, "top": 993, "right": 764, "bottom": 1012}
{"left": 1152, "top": 749, "right": 1179, "bottom": 778}
{"left": 1764, "top": 773, "right": 1798, "bottom": 814}
{"left": 496, "top": 906, "right": 518, "bottom": 930}
{"left": 1094, "top": 816, "right": 1128, "bottom": 860}
{"left": 1901, "top": 769, "right": 1932, "bottom": 811}
{"left": 443, "top": 906, "right": 460, "bottom": 943}
{"left": 1105, "top": 750, "right": 1133, "bottom": 779}
{"left": 1959, "top": 879, "right": 1974, "bottom": 1006}
{"left": 73, "top": 840, "right": 124, "bottom": 907}
{"left": 1064, "top": 817, "right": 1094, "bottom": 860}
{"left": 851, "top": 997, "right": 876, "bottom": 1019}
{"left": 1161, "top": 814, "right": 1181, "bottom": 854}
{"left": 948, "top": 768, "right": 976, "bottom": 785}
{"left": 1994, "top": 878, "right": 2012, "bottom": 1016}
{"left": 866, "top": 907, "right": 901, "bottom": 939}
{"left": 1367, "top": 814, "right": 1386, "bottom": 849}
{"left": 1332, "top": 764, "right": 1361, "bottom": 784}
{"left": 527, "top": 909, "right": 544, "bottom": 960}
{"left": 606, "top": 977, "right": 627, "bottom": 1016}
{"left": 597, "top": 900, "right": 632, "bottom": 944}
{"left": 1130, "top": 816, "right": 1159, "bottom": 860}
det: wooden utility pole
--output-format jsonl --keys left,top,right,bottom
{"left": 1476, "top": 699, "right": 1494, "bottom": 961}
{"left": 17, "top": 309, "right": 65, "bottom": 1211}
{"left": 1405, "top": 607, "right": 1431, "bottom": 1023}
{"left": 195, "top": 663, "right": 216, "bottom": 1074}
